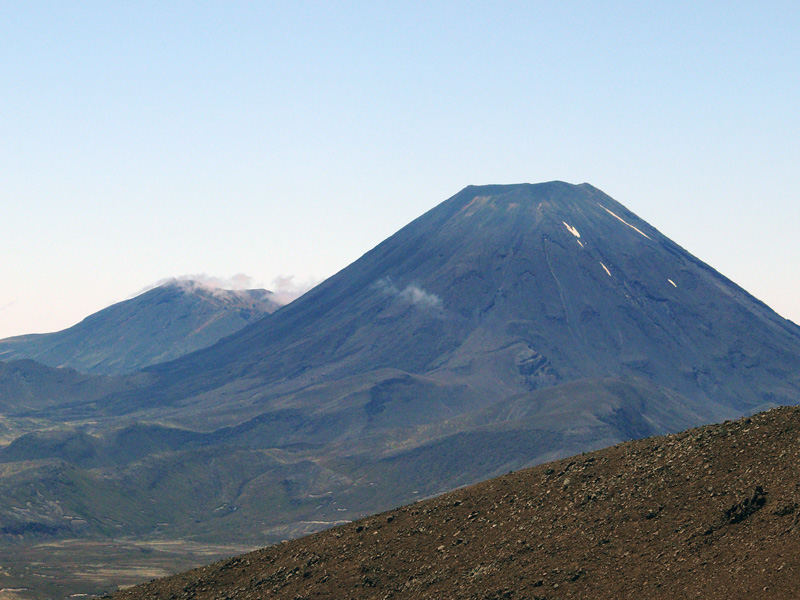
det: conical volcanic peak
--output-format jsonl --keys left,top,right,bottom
{"left": 437, "top": 181, "right": 654, "bottom": 238}
{"left": 115, "top": 182, "right": 800, "bottom": 435}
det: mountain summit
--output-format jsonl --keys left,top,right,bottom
{"left": 0, "top": 280, "right": 281, "bottom": 374}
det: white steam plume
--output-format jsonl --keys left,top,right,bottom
{"left": 135, "top": 273, "right": 318, "bottom": 306}
{"left": 375, "top": 278, "right": 442, "bottom": 309}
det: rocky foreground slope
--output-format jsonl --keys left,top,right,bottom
{"left": 112, "top": 406, "right": 800, "bottom": 600}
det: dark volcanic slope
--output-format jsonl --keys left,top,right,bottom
{"left": 113, "top": 406, "right": 800, "bottom": 600}
{"left": 0, "top": 359, "right": 144, "bottom": 413}
{"left": 0, "top": 281, "right": 281, "bottom": 375}
{"left": 95, "top": 182, "right": 800, "bottom": 436}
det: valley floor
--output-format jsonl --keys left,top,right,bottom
{"left": 0, "top": 539, "right": 254, "bottom": 600}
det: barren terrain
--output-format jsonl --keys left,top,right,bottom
{"left": 114, "top": 407, "right": 800, "bottom": 599}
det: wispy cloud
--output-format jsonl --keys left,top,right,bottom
{"left": 134, "top": 273, "right": 257, "bottom": 297}
{"left": 375, "top": 278, "right": 442, "bottom": 309}
{"left": 269, "top": 275, "right": 318, "bottom": 305}
{"left": 134, "top": 273, "right": 318, "bottom": 306}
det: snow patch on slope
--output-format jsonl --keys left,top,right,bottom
{"left": 598, "top": 205, "right": 652, "bottom": 240}
{"left": 562, "top": 222, "right": 581, "bottom": 239}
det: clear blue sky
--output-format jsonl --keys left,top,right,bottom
{"left": 2, "top": 1, "right": 799, "bottom": 338}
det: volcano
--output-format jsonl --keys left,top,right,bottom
{"left": 90, "top": 182, "right": 800, "bottom": 435}
{"left": 0, "top": 280, "right": 281, "bottom": 375}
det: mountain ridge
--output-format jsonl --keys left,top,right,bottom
{"left": 0, "top": 281, "right": 281, "bottom": 375}
{"left": 67, "top": 182, "right": 800, "bottom": 427}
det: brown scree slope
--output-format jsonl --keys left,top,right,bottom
{"left": 112, "top": 406, "right": 800, "bottom": 600}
